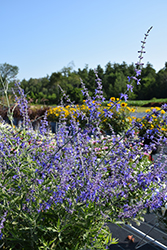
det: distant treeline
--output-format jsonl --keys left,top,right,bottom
{"left": 9, "top": 61, "right": 167, "bottom": 105}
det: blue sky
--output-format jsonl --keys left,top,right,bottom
{"left": 0, "top": 0, "right": 167, "bottom": 81}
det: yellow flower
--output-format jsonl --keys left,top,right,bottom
{"left": 150, "top": 124, "right": 154, "bottom": 129}
{"left": 127, "top": 117, "right": 132, "bottom": 122}
{"left": 121, "top": 102, "right": 127, "bottom": 107}
{"left": 146, "top": 109, "right": 151, "bottom": 113}
{"left": 131, "top": 108, "right": 135, "bottom": 112}
{"left": 110, "top": 97, "right": 115, "bottom": 101}
{"left": 161, "top": 110, "right": 166, "bottom": 114}
{"left": 161, "top": 127, "right": 166, "bottom": 131}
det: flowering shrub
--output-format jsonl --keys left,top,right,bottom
{"left": 138, "top": 107, "right": 167, "bottom": 136}
{"left": 47, "top": 105, "right": 71, "bottom": 122}
{"left": 132, "top": 106, "right": 167, "bottom": 155}
{"left": 0, "top": 26, "right": 167, "bottom": 249}
{"left": 47, "top": 103, "right": 91, "bottom": 129}
{"left": 47, "top": 98, "right": 135, "bottom": 135}
{"left": 0, "top": 117, "right": 119, "bottom": 249}
{"left": 99, "top": 98, "right": 136, "bottom": 135}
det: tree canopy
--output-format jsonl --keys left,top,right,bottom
{"left": 1, "top": 61, "right": 167, "bottom": 104}
{"left": 0, "top": 63, "right": 19, "bottom": 83}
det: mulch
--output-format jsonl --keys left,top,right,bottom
{"left": 142, "top": 102, "right": 166, "bottom": 107}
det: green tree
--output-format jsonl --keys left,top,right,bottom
{"left": 155, "top": 63, "right": 167, "bottom": 98}
{"left": 0, "top": 63, "right": 19, "bottom": 83}
{"left": 103, "top": 72, "right": 116, "bottom": 99}
{"left": 96, "top": 64, "right": 104, "bottom": 80}
{"left": 113, "top": 71, "right": 127, "bottom": 97}
{"left": 88, "top": 69, "right": 96, "bottom": 94}
{"left": 133, "top": 63, "right": 156, "bottom": 100}
{"left": 48, "top": 93, "right": 57, "bottom": 104}
{"left": 49, "top": 72, "right": 63, "bottom": 104}
{"left": 69, "top": 88, "right": 83, "bottom": 104}
{"left": 77, "top": 65, "right": 89, "bottom": 89}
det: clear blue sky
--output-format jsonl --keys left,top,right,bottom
{"left": 0, "top": 0, "right": 167, "bottom": 81}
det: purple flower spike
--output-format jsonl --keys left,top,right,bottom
{"left": 138, "top": 51, "right": 146, "bottom": 53}
{"left": 127, "top": 76, "right": 131, "bottom": 82}
{"left": 162, "top": 104, "right": 167, "bottom": 111}
{"left": 115, "top": 103, "right": 120, "bottom": 111}
{"left": 127, "top": 84, "right": 133, "bottom": 92}
{"left": 135, "top": 62, "right": 144, "bottom": 66}
{"left": 135, "top": 69, "right": 141, "bottom": 76}
{"left": 132, "top": 76, "right": 138, "bottom": 81}
{"left": 137, "top": 79, "right": 141, "bottom": 85}
{"left": 120, "top": 93, "right": 128, "bottom": 101}
{"left": 37, "top": 179, "right": 44, "bottom": 185}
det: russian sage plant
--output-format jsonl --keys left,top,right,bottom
{"left": 0, "top": 26, "right": 167, "bottom": 250}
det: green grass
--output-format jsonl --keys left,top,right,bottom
{"left": 132, "top": 107, "right": 149, "bottom": 113}
{"left": 102, "top": 98, "right": 167, "bottom": 108}
{"left": 28, "top": 98, "right": 167, "bottom": 114}
{"left": 127, "top": 98, "right": 167, "bottom": 107}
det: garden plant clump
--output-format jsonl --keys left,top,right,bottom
{"left": 0, "top": 26, "right": 167, "bottom": 250}
{"left": 47, "top": 97, "right": 135, "bottom": 135}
